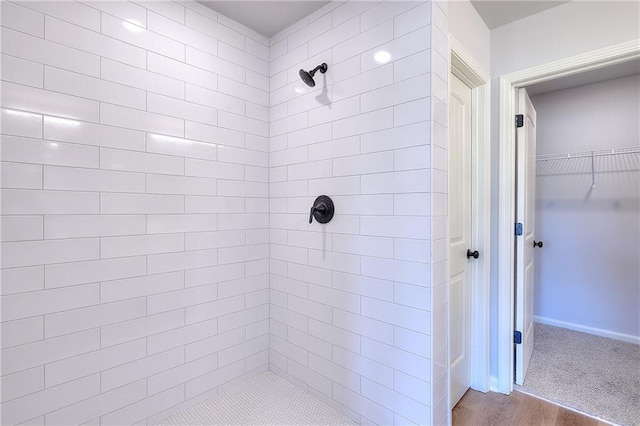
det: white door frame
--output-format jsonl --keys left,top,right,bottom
{"left": 495, "top": 39, "right": 640, "bottom": 394}
{"left": 448, "top": 36, "right": 491, "bottom": 402}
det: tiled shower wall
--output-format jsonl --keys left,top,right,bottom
{"left": 267, "top": 1, "right": 435, "bottom": 424}
{"left": 0, "top": 1, "right": 271, "bottom": 424}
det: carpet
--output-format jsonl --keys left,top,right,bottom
{"left": 517, "top": 323, "right": 640, "bottom": 426}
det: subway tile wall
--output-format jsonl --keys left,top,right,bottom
{"left": 267, "top": 1, "right": 434, "bottom": 424}
{"left": 0, "top": 1, "right": 271, "bottom": 424}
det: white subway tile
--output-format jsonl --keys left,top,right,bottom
{"left": 394, "top": 51, "right": 430, "bottom": 82}
{"left": 45, "top": 380, "right": 146, "bottom": 426}
{"left": 45, "top": 256, "right": 146, "bottom": 289}
{"left": 100, "top": 103, "right": 184, "bottom": 138}
{"left": 394, "top": 2, "right": 430, "bottom": 38}
{"left": 394, "top": 326, "right": 430, "bottom": 358}
{"left": 147, "top": 214, "right": 217, "bottom": 234}
{"left": 218, "top": 244, "right": 269, "bottom": 265}
{"left": 101, "top": 347, "right": 184, "bottom": 392}
{"left": 219, "top": 110, "right": 269, "bottom": 138}
{"left": 44, "top": 67, "right": 146, "bottom": 110}
{"left": 185, "top": 158, "right": 244, "bottom": 180}
{"left": 148, "top": 353, "right": 217, "bottom": 395}
{"left": 309, "top": 16, "right": 360, "bottom": 57}
{"left": 100, "top": 193, "right": 184, "bottom": 214}
{"left": 361, "top": 26, "right": 431, "bottom": 72}
{"left": 148, "top": 52, "right": 218, "bottom": 92}
{"left": 185, "top": 294, "right": 245, "bottom": 326}
{"left": 1, "top": 189, "right": 98, "bottom": 215}
{"left": 361, "top": 75, "right": 430, "bottom": 114}
{"left": 1, "top": 317, "right": 43, "bottom": 350}
{"left": 186, "top": 10, "right": 245, "bottom": 50}
{"left": 333, "top": 234, "right": 393, "bottom": 259}
{"left": 362, "top": 296, "right": 429, "bottom": 333}
{"left": 395, "top": 97, "right": 431, "bottom": 126}
{"left": 147, "top": 283, "right": 217, "bottom": 316}
{"left": 218, "top": 43, "right": 268, "bottom": 78}
{"left": 218, "top": 180, "right": 268, "bottom": 198}
{"left": 333, "top": 384, "right": 394, "bottom": 426}
{"left": 148, "top": 11, "right": 217, "bottom": 56}
{"left": 1, "top": 238, "right": 99, "bottom": 269}
{"left": 81, "top": 1, "right": 147, "bottom": 27}
{"left": 0, "top": 375, "right": 99, "bottom": 426}
{"left": 101, "top": 13, "right": 184, "bottom": 60}
{"left": 361, "top": 256, "right": 430, "bottom": 287}
{"left": 0, "top": 2, "right": 44, "bottom": 36}
{"left": 185, "top": 359, "right": 244, "bottom": 399}
{"left": 361, "top": 122, "right": 430, "bottom": 153}
{"left": 134, "top": 0, "right": 185, "bottom": 24}
{"left": 147, "top": 174, "right": 217, "bottom": 196}
{"left": 0, "top": 366, "right": 44, "bottom": 403}
{"left": 24, "top": 1, "right": 100, "bottom": 31}
{"left": 0, "top": 162, "right": 42, "bottom": 189}
{"left": 2, "top": 81, "right": 98, "bottom": 122}
{"left": 44, "top": 165, "right": 145, "bottom": 193}
{"left": 185, "top": 196, "right": 244, "bottom": 214}
{"left": 147, "top": 248, "right": 218, "bottom": 275}
{"left": 1, "top": 107, "right": 43, "bottom": 138}
{"left": 101, "top": 310, "right": 184, "bottom": 348}
{"left": 360, "top": 215, "right": 430, "bottom": 239}
{"left": 45, "top": 298, "right": 147, "bottom": 338}
{"left": 1, "top": 329, "right": 100, "bottom": 375}
{"left": 101, "top": 147, "right": 184, "bottom": 175}
{"left": 45, "top": 339, "right": 146, "bottom": 388}
{"left": 186, "top": 84, "right": 244, "bottom": 116}
{"left": 101, "top": 58, "right": 184, "bottom": 99}
{"left": 0, "top": 266, "right": 44, "bottom": 296}
{"left": 1, "top": 215, "right": 43, "bottom": 243}
{"left": 332, "top": 108, "right": 394, "bottom": 139}
{"left": 100, "top": 271, "right": 184, "bottom": 303}
{"left": 101, "top": 234, "right": 184, "bottom": 258}
{"left": 361, "top": 170, "right": 430, "bottom": 194}
{"left": 361, "top": 377, "right": 430, "bottom": 424}
{"left": 185, "top": 326, "right": 244, "bottom": 361}
{"left": 100, "top": 385, "right": 184, "bottom": 425}
{"left": 44, "top": 118, "right": 145, "bottom": 151}
{"left": 186, "top": 121, "right": 244, "bottom": 148}
{"left": 1, "top": 283, "right": 98, "bottom": 322}
{"left": 1, "top": 54, "right": 43, "bottom": 88}
{"left": 148, "top": 92, "right": 217, "bottom": 126}
{"left": 361, "top": 337, "right": 429, "bottom": 380}
{"left": 2, "top": 135, "right": 99, "bottom": 168}
{"left": 45, "top": 16, "right": 145, "bottom": 69}
{"left": 44, "top": 215, "right": 145, "bottom": 239}
{"left": 185, "top": 263, "right": 244, "bottom": 288}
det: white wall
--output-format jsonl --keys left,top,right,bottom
{"left": 0, "top": 2, "right": 270, "bottom": 423}
{"left": 267, "top": 1, "right": 435, "bottom": 424}
{"left": 448, "top": 0, "right": 490, "bottom": 73}
{"left": 489, "top": 1, "right": 640, "bottom": 379}
{"left": 532, "top": 75, "right": 640, "bottom": 341}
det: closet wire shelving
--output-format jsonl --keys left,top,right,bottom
{"left": 536, "top": 146, "right": 640, "bottom": 189}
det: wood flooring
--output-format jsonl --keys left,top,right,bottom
{"left": 452, "top": 389, "right": 611, "bottom": 426}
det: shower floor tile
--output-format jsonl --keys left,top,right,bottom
{"left": 157, "top": 371, "right": 356, "bottom": 425}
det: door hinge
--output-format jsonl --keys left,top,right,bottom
{"left": 514, "top": 330, "right": 522, "bottom": 344}
{"left": 515, "top": 223, "right": 523, "bottom": 236}
{"left": 515, "top": 114, "right": 524, "bottom": 128}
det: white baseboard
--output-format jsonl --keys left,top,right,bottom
{"left": 534, "top": 316, "right": 640, "bottom": 345}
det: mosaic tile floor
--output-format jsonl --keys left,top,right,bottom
{"left": 158, "top": 371, "right": 356, "bottom": 425}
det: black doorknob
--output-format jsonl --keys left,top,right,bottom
{"left": 533, "top": 240, "right": 544, "bottom": 248}
{"left": 467, "top": 249, "right": 480, "bottom": 259}
{"left": 309, "top": 195, "right": 334, "bottom": 224}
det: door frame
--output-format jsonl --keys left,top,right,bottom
{"left": 496, "top": 39, "right": 640, "bottom": 394}
{"left": 448, "top": 36, "right": 491, "bottom": 403}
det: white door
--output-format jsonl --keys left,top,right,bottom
{"left": 449, "top": 73, "right": 474, "bottom": 407}
{"left": 515, "top": 88, "right": 537, "bottom": 385}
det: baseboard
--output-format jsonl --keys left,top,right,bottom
{"left": 534, "top": 316, "right": 640, "bottom": 345}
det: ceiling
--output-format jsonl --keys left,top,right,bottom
{"left": 527, "top": 59, "right": 640, "bottom": 96}
{"left": 198, "top": 1, "right": 330, "bottom": 37}
{"left": 198, "top": 1, "right": 572, "bottom": 38}
{"left": 469, "top": 0, "right": 569, "bottom": 29}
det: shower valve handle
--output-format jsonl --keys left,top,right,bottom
{"left": 309, "top": 204, "right": 327, "bottom": 224}
{"left": 308, "top": 195, "right": 335, "bottom": 224}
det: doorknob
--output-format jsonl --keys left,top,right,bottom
{"left": 466, "top": 249, "right": 480, "bottom": 259}
{"left": 309, "top": 195, "right": 334, "bottom": 224}
{"left": 533, "top": 240, "right": 544, "bottom": 248}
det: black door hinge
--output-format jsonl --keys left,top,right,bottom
{"left": 514, "top": 330, "right": 522, "bottom": 344}
{"left": 515, "top": 114, "right": 524, "bottom": 128}
{"left": 515, "top": 223, "right": 523, "bottom": 236}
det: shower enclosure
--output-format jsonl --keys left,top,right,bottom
{"left": 0, "top": 0, "right": 447, "bottom": 424}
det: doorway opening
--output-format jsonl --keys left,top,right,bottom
{"left": 498, "top": 42, "right": 640, "bottom": 422}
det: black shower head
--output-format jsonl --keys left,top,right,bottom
{"left": 299, "top": 63, "right": 328, "bottom": 88}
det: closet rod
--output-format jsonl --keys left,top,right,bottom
{"left": 536, "top": 146, "right": 640, "bottom": 161}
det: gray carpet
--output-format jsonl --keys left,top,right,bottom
{"left": 518, "top": 323, "right": 640, "bottom": 426}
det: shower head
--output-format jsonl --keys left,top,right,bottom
{"left": 299, "top": 63, "right": 328, "bottom": 88}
